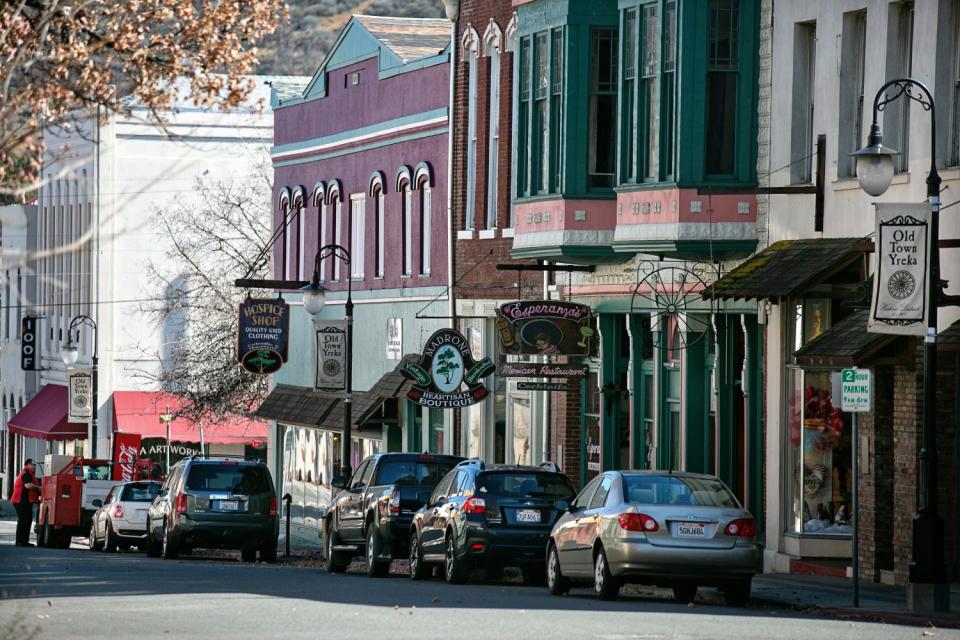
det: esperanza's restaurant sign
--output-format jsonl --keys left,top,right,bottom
{"left": 400, "top": 329, "right": 495, "bottom": 408}
{"left": 868, "top": 203, "right": 929, "bottom": 336}
{"left": 237, "top": 298, "right": 290, "bottom": 374}
{"left": 495, "top": 300, "right": 595, "bottom": 356}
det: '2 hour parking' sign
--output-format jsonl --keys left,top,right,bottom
{"left": 840, "top": 368, "right": 872, "bottom": 413}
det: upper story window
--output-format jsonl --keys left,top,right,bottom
{"left": 463, "top": 27, "right": 480, "bottom": 229}
{"left": 589, "top": 28, "right": 618, "bottom": 189}
{"left": 705, "top": 0, "right": 739, "bottom": 178}
{"left": 886, "top": 1, "right": 914, "bottom": 174}
{"left": 938, "top": 0, "right": 960, "bottom": 167}
{"left": 621, "top": 3, "right": 676, "bottom": 185}
{"left": 350, "top": 194, "right": 365, "bottom": 280}
{"left": 400, "top": 178, "right": 412, "bottom": 276}
{"left": 418, "top": 175, "right": 432, "bottom": 276}
{"left": 516, "top": 28, "right": 564, "bottom": 198}
{"left": 837, "top": 10, "right": 866, "bottom": 179}
{"left": 485, "top": 21, "right": 503, "bottom": 229}
{"left": 372, "top": 183, "right": 384, "bottom": 278}
{"left": 790, "top": 21, "right": 817, "bottom": 184}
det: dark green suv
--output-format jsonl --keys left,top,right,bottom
{"left": 146, "top": 458, "right": 279, "bottom": 562}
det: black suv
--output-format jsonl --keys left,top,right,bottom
{"left": 146, "top": 457, "right": 279, "bottom": 562}
{"left": 408, "top": 460, "right": 576, "bottom": 584}
{"left": 325, "top": 452, "right": 462, "bottom": 576}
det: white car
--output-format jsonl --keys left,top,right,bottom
{"left": 89, "top": 481, "right": 162, "bottom": 552}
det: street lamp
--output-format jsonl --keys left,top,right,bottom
{"left": 62, "top": 315, "right": 98, "bottom": 458}
{"left": 301, "top": 244, "right": 354, "bottom": 480}
{"left": 851, "top": 78, "right": 947, "bottom": 610}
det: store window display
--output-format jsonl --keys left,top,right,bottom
{"left": 786, "top": 368, "right": 853, "bottom": 535}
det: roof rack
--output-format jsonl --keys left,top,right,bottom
{"left": 456, "top": 458, "right": 486, "bottom": 470}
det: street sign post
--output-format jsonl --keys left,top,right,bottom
{"left": 841, "top": 367, "right": 872, "bottom": 609}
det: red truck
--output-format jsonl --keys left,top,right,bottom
{"left": 37, "top": 455, "right": 117, "bottom": 548}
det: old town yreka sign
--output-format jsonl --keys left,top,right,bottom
{"left": 401, "top": 329, "right": 495, "bottom": 408}
{"left": 237, "top": 298, "right": 290, "bottom": 374}
{"left": 495, "top": 300, "right": 595, "bottom": 356}
{"left": 868, "top": 203, "right": 930, "bottom": 336}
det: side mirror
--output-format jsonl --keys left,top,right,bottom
{"left": 554, "top": 500, "right": 570, "bottom": 513}
{"left": 92, "top": 499, "right": 103, "bottom": 508}
{"left": 435, "top": 495, "right": 447, "bottom": 506}
{"left": 331, "top": 476, "right": 347, "bottom": 490}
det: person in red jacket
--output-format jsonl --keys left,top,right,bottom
{"left": 11, "top": 459, "right": 40, "bottom": 546}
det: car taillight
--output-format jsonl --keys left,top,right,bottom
{"left": 724, "top": 518, "right": 757, "bottom": 537}
{"left": 388, "top": 491, "right": 400, "bottom": 516}
{"left": 113, "top": 503, "right": 124, "bottom": 519}
{"left": 268, "top": 496, "right": 278, "bottom": 517}
{"left": 464, "top": 496, "right": 486, "bottom": 514}
{"left": 175, "top": 493, "right": 188, "bottom": 515}
{"left": 619, "top": 513, "right": 659, "bottom": 532}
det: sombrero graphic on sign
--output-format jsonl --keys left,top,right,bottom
{"left": 400, "top": 329, "right": 495, "bottom": 408}
{"left": 495, "top": 300, "right": 595, "bottom": 356}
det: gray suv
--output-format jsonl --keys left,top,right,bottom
{"left": 146, "top": 457, "right": 279, "bottom": 562}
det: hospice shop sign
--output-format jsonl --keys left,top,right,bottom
{"left": 868, "top": 203, "right": 929, "bottom": 336}
{"left": 237, "top": 298, "right": 290, "bottom": 374}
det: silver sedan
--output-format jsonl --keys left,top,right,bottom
{"left": 546, "top": 471, "right": 758, "bottom": 606}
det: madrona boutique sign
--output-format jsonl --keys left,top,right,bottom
{"left": 401, "top": 329, "right": 495, "bottom": 408}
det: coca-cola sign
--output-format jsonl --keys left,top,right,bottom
{"left": 112, "top": 432, "right": 142, "bottom": 481}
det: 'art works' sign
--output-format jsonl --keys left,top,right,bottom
{"left": 869, "top": 203, "right": 930, "bottom": 336}
{"left": 400, "top": 329, "right": 495, "bottom": 408}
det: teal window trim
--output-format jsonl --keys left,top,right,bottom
{"left": 660, "top": 1, "right": 677, "bottom": 180}
{"left": 620, "top": 8, "right": 638, "bottom": 184}
{"left": 534, "top": 32, "right": 549, "bottom": 194}
{"left": 704, "top": 0, "right": 741, "bottom": 180}
{"left": 588, "top": 27, "right": 619, "bottom": 191}
{"left": 517, "top": 29, "right": 564, "bottom": 199}
{"left": 517, "top": 37, "right": 531, "bottom": 199}
{"left": 406, "top": 400, "right": 422, "bottom": 452}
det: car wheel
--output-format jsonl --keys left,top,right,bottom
{"left": 325, "top": 523, "right": 348, "bottom": 573}
{"left": 444, "top": 535, "right": 468, "bottom": 584}
{"left": 88, "top": 521, "right": 103, "bottom": 552}
{"left": 673, "top": 584, "right": 698, "bottom": 603}
{"left": 409, "top": 531, "right": 429, "bottom": 581}
{"left": 145, "top": 519, "right": 162, "bottom": 558}
{"left": 160, "top": 521, "right": 179, "bottom": 560}
{"left": 366, "top": 527, "right": 389, "bottom": 578}
{"left": 241, "top": 547, "right": 257, "bottom": 562}
{"left": 260, "top": 544, "right": 278, "bottom": 563}
{"left": 723, "top": 579, "right": 752, "bottom": 607}
{"left": 593, "top": 546, "right": 618, "bottom": 601}
{"left": 103, "top": 523, "right": 118, "bottom": 552}
{"left": 546, "top": 544, "right": 570, "bottom": 595}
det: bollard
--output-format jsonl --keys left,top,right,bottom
{"left": 282, "top": 493, "right": 292, "bottom": 557}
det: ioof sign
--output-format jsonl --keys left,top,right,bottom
{"left": 20, "top": 316, "right": 39, "bottom": 371}
{"left": 840, "top": 368, "right": 872, "bottom": 413}
{"left": 315, "top": 320, "right": 347, "bottom": 393}
{"left": 68, "top": 368, "right": 93, "bottom": 423}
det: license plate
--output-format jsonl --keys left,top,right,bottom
{"left": 516, "top": 509, "right": 541, "bottom": 523}
{"left": 216, "top": 500, "right": 239, "bottom": 511}
{"left": 676, "top": 522, "right": 705, "bottom": 537}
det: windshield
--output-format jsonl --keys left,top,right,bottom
{"left": 82, "top": 464, "right": 111, "bottom": 480}
{"left": 477, "top": 472, "right": 575, "bottom": 499}
{"left": 185, "top": 465, "right": 272, "bottom": 494}
{"left": 623, "top": 475, "right": 739, "bottom": 507}
{"left": 120, "top": 483, "right": 161, "bottom": 502}
{"left": 375, "top": 460, "right": 457, "bottom": 487}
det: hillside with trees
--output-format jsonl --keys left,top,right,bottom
{"left": 257, "top": 0, "right": 445, "bottom": 76}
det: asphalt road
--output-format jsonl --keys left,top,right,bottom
{"left": 0, "top": 520, "right": 951, "bottom": 639}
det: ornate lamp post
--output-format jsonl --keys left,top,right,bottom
{"left": 301, "top": 244, "right": 354, "bottom": 480}
{"left": 852, "top": 78, "right": 947, "bottom": 610}
{"left": 61, "top": 315, "right": 99, "bottom": 458}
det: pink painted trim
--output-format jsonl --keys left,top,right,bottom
{"left": 513, "top": 198, "right": 617, "bottom": 233}
{"left": 616, "top": 188, "right": 757, "bottom": 224}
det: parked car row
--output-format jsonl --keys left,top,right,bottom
{"left": 325, "top": 452, "right": 759, "bottom": 606}
{"left": 88, "top": 456, "right": 279, "bottom": 563}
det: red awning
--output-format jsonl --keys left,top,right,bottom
{"left": 112, "top": 391, "right": 268, "bottom": 445}
{"left": 8, "top": 385, "right": 88, "bottom": 441}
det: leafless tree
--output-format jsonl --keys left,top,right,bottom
{"left": 138, "top": 161, "right": 273, "bottom": 422}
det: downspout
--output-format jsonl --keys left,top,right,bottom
{"left": 543, "top": 263, "right": 550, "bottom": 462}
{"left": 93, "top": 106, "right": 102, "bottom": 458}
{"left": 445, "top": 15, "right": 457, "bottom": 455}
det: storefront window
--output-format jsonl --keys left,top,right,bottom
{"left": 585, "top": 371, "right": 601, "bottom": 480}
{"left": 786, "top": 368, "right": 853, "bottom": 535}
{"left": 510, "top": 395, "right": 532, "bottom": 465}
{"left": 428, "top": 409, "right": 445, "bottom": 453}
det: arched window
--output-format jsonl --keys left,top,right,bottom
{"left": 484, "top": 20, "right": 503, "bottom": 230}
{"left": 291, "top": 186, "right": 306, "bottom": 280}
{"left": 313, "top": 182, "right": 326, "bottom": 282}
{"left": 462, "top": 26, "right": 480, "bottom": 230}
{"left": 417, "top": 174, "right": 431, "bottom": 276}
{"left": 369, "top": 172, "right": 386, "bottom": 278}
{"left": 399, "top": 177, "right": 412, "bottom": 276}
{"left": 277, "top": 189, "right": 291, "bottom": 280}
{"left": 326, "top": 181, "right": 342, "bottom": 281}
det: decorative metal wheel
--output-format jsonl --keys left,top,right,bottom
{"left": 629, "top": 262, "right": 713, "bottom": 351}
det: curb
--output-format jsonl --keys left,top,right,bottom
{"left": 747, "top": 594, "right": 960, "bottom": 629}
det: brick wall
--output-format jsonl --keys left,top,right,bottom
{"left": 892, "top": 343, "right": 922, "bottom": 584}
{"left": 551, "top": 380, "right": 583, "bottom": 491}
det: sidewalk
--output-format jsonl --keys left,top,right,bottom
{"left": 750, "top": 573, "right": 960, "bottom": 629}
